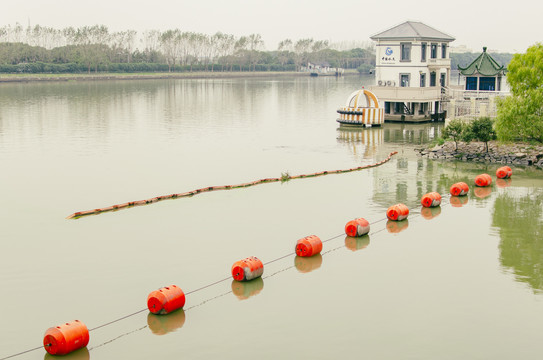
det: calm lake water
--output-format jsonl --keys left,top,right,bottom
{"left": 0, "top": 75, "right": 542, "bottom": 360}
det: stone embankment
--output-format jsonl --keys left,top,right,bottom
{"left": 416, "top": 141, "right": 543, "bottom": 168}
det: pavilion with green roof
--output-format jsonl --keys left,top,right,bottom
{"left": 458, "top": 47, "right": 506, "bottom": 91}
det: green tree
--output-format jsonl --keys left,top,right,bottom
{"left": 464, "top": 117, "right": 496, "bottom": 152}
{"left": 496, "top": 43, "right": 543, "bottom": 143}
{"left": 442, "top": 119, "right": 466, "bottom": 150}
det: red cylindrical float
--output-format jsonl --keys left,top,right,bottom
{"left": 295, "top": 235, "right": 323, "bottom": 257}
{"left": 496, "top": 166, "right": 512, "bottom": 179}
{"left": 231, "top": 256, "right": 264, "bottom": 281}
{"left": 147, "top": 285, "right": 186, "bottom": 315}
{"left": 475, "top": 173, "right": 492, "bottom": 187}
{"left": 450, "top": 182, "right": 469, "bottom": 196}
{"left": 344, "top": 218, "right": 370, "bottom": 237}
{"left": 420, "top": 192, "right": 442, "bottom": 208}
{"left": 386, "top": 203, "right": 409, "bottom": 221}
{"left": 43, "top": 320, "right": 89, "bottom": 355}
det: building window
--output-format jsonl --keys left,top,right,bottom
{"left": 400, "top": 74, "right": 410, "bottom": 87}
{"left": 430, "top": 72, "right": 436, "bottom": 87}
{"left": 421, "top": 43, "right": 427, "bottom": 62}
{"left": 479, "top": 77, "right": 496, "bottom": 91}
{"left": 385, "top": 102, "right": 391, "bottom": 114}
{"left": 466, "top": 77, "right": 477, "bottom": 90}
{"left": 394, "top": 102, "right": 404, "bottom": 114}
{"left": 440, "top": 73, "right": 446, "bottom": 87}
{"left": 401, "top": 43, "right": 411, "bottom": 61}
{"left": 420, "top": 73, "right": 426, "bottom": 87}
{"left": 431, "top": 43, "right": 437, "bottom": 59}
{"left": 441, "top": 43, "right": 447, "bottom": 58}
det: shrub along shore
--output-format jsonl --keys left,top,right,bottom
{"left": 416, "top": 141, "right": 543, "bottom": 168}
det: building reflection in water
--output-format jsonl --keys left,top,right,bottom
{"left": 337, "top": 126, "right": 384, "bottom": 160}
{"left": 147, "top": 309, "right": 186, "bottom": 335}
{"left": 344, "top": 235, "right": 370, "bottom": 251}
{"left": 294, "top": 254, "right": 323, "bottom": 273}
{"left": 231, "top": 278, "right": 264, "bottom": 300}
{"left": 493, "top": 188, "right": 543, "bottom": 293}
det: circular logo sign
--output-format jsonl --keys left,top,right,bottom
{"left": 385, "top": 47, "right": 393, "bottom": 56}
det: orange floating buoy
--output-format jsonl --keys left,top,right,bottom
{"left": 344, "top": 218, "right": 370, "bottom": 237}
{"left": 421, "top": 192, "right": 442, "bottom": 208}
{"left": 231, "top": 256, "right": 264, "bottom": 281}
{"left": 475, "top": 173, "right": 492, "bottom": 187}
{"left": 147, "top": 285, "right": 186, "bottom": 315}
{"left": 450, "top": 182, "right": 469, "bottom": 196}
{"left": 43, "top": 320, "right": 89, "bottom": 356}
{"left": 386, "top": 203, "right": 409, "bottom": 221}
{"left": 496, "top": 166, "right": 512, "bottom": 179}
{"left": 295, "top": 235, "right": 323, "bottom": 257}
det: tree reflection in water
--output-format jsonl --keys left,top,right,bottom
{"left": 492, "top": 188, "right": 543, "bottom": 293}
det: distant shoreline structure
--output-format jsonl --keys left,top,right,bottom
{"left": 0, "top": 70, "right": 362, "bottom": 83}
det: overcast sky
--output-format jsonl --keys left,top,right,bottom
{"left": 2, "top": 0, "right": 541, "bottom": 53}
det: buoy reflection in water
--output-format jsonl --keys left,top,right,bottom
{"left": 344, "top": 235, "right": 370, "bottom": 251}
{"left": 386, "top": 219, "right": 409, "bottom": 233}
{"left": 231, "top": 277, "right": 264, "bottom": 300}
{"left": 294, "top": 253, "right": 323, "bottom": 273}
{"left": 450, "top": 195, "right": 469, "bottom": 207}
{"left": 147, "top": 310, "right": 186, "bottom": 335}
{"left": 496, "top": 178, "right": 512, "bottom": 188}
{"left": 474, "top": 186, "right": 492, "bottom": 199}
{"left": 44, "top": 347, "right": 90, "bottom": 360}
{"left": 421, "top": 206, "right": 442, "bottom": 220}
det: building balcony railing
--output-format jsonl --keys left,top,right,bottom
{"left": 427, "top": 58, "right": 451, "bottom": 67}
{"left": 368, "top": 86, "right": 442, "bottom": 102}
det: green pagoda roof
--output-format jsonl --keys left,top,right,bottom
{"left": 458, "top": 47, "right": 506, "bottom": 76}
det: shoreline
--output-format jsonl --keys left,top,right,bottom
{"left": 416, "top": 141, "right": 543, "bottom": 168}
{"left": 0, "top": 70, "right": 359, "bottom": 83}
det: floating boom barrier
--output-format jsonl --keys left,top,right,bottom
{"left": 66, "top": 152, "right": 398, "bottom": 219}
{"left": 2, "top": 169, "right": 517, "bottom": 359}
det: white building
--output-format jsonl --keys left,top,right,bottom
{"left": 369, "top": 21, "right": 455, "bottom": 122}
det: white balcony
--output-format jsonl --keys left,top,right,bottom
{"left": 427, "top": 58, "right": 451, "bottom": 68}
{"left": 368, "top": 86, "right": 442, "bottom": 102}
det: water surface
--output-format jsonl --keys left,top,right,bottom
{"left": 1, "top": 75, "right": 542, "bottom": 360}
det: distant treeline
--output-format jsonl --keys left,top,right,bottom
{"left": 0, "top": 24, "right": 375, "bottom": 74}
{"left": 0, "top": 24, "right": 514, "bottom": 75}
